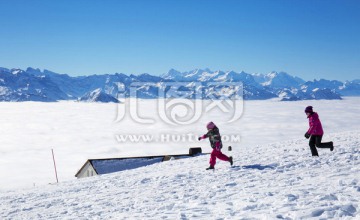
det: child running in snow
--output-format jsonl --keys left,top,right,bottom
{"left": 304, "top": 106, "right": 334, "bottom": 156}
{"left": 198, "top": 122, "right": 233, "bottom": 170}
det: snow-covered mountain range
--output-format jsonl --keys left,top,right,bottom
{"left": 0, "top": 67, "right": 359, "bottom": 102}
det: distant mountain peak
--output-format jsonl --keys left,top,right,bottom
{"left": 11, "top": 68, "right": 24, "bottom": 75}
{"left": 26, "top": 67, "right": 42, "bottom": 73}
{"left": 79, "top": 88, "right": 120, "bottom": 103}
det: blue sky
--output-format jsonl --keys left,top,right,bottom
{"left": 0, "top": 0, "right": 359, "bottom": 80}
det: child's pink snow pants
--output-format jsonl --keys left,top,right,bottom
{"left": 210, "top": 148, "right": 229, "bottom": 167}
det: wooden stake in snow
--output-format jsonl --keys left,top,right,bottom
{"left": 52, "top": 149, "right": 59, "bottom": 183}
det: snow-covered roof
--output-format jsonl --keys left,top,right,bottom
{"left": 75, "top": 154, "right": 192, "bottom": 177}
{"left": 91, "top": 157, "right": 163, "bottom": 175}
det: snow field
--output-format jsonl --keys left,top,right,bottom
{"left": 1, "top": 131, "right": 359, "bottom": 219}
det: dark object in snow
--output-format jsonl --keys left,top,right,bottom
{"left": 189, "top": 147, "right": 202, "bottom": 155}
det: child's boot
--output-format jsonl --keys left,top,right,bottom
{"left": 229, "top": 156, "right": 233, "bottom": 166}
{"left": 206, "top": 166, "right": 214, "bottom": 170}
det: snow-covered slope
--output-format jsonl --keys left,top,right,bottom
{"left": 1, "top": 131, "right": 359, "bottom": 219}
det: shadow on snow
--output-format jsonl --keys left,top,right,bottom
{"left": 234, "top": 164, "right": 276, "bottom": 170}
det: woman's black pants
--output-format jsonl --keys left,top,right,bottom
{"left": 309, "top": 135, "right": 332, "bottom": 156}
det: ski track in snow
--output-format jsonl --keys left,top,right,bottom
{"left": 1, "top": 131, "right": 359, "bottom": 219}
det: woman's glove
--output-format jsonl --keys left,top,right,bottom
{"left": 304, "top": 132, "right": 310, "bottom": 139}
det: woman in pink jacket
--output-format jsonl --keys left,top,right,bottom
{"left": 304, "top": 106, "right": 334, "bottom": 156}
{"left": 199, "top": 121, "right": 233, "bottom": 170}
